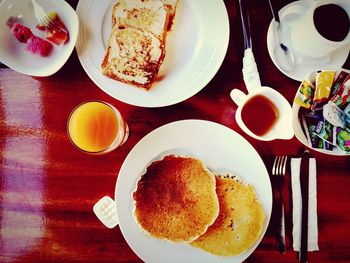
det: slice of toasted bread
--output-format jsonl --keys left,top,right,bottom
{"left": 101, "top": 26, "right": 165, "bottom": 90}
{"left": 133, "top": 155, "right": 219, "bottom": 243}
{"left": 112, "top": 0, "right": 169, "bottom": 40}
{"left": 191, "top": 173, "right": 265, "bottom": 256}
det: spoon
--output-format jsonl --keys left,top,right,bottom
{"left": 238, "top": 0, "right": 261, "bottom": 93}
{"left": 268, "top": 0, "right": 295, "bottom": 71}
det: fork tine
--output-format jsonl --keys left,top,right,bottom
{"left": 281, "top": 156, "right": 288, "bottom": 176}
{"left": 272, "top": 156, "right": 288, "bottom": 177}
{"left": 272, "top": 156, "right": 281, "bottom": 175}
{"left": 278, "top": 156, "right": 283, "bottom": 175}
{"left": 276, "top": 156, "right": 282, "bottom": 175}
{"left": 278, "top": 156, "right": 284, "bottom": 175}
{"left": 272, "top": 156, "right": 279, "bottom": 175}
{"left": 38, "top": 16, "right": 63, "bottom": 34}
{"left": 39, "top": 17, "right": 48, "bottom": 27}
{"left": 31, "top": 0, "right": 64, "bottom": 32}
{"left": 48, "top": 19, "right": 65, "bottom": 32}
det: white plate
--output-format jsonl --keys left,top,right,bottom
{"left": 75, "top": 0, "right": 229, "bottom": 107}
{"left": 115, "top": 119, "right": 272, "bottom": 263}
{"left": 267, "top": 0, "right": 350, "bottom": 81}
{"left": 0, "top": 0, "right": 78, "bottom": 76}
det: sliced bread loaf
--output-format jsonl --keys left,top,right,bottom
{"left": 101, "top": 26, "right": 165, "bottom": 90}
{"left": 112, "top": 0, "right": 169, "bottom": 40}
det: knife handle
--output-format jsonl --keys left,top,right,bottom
{"left": 299, "top": 151, "right": 310, "bottom": 262}
{"left": 238, "top": 0, "right": 252, "bottom": 49}
{"left": 276, "top": 190, "right": 286, "bottom": 253}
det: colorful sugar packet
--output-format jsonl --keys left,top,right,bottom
{"left": 295, "top": 69, "right": 350, "bottom": 154}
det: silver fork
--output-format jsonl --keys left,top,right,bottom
{"left": 30, "top": 0, "right": 62, "bottom": 31}
{"left": 272, "top": 155, "right": 288, "bottom": 253}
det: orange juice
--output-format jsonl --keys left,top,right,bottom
{"left": 68, "top": 101, "right": 128, "bottom": 153}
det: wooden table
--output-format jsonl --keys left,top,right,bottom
{"left": 1, "top": 0, "right": 350, "bottom": 262}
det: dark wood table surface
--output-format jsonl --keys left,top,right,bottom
{"left": 1, "top": 0, "right": 350, "bottom": 262}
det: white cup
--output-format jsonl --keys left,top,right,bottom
{"left": 289, "top": 0, "right": 350, "bottom": 58}
{"left": 230, "top": 86, "right": 294, "bottom": 141}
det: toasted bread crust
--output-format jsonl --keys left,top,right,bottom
{"left": 162, "top": 0, "right": 179, "bottom": 31}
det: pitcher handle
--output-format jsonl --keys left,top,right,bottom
{"left": 230, "top": 88, "right": 247, "bottom": 107}
{"left": 93, "top": 196, "right": 119, "bottom": 228}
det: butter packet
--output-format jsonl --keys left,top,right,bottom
{"left": 311, "top": 70, "right": 337, "bottom": 110}
{"left": 335, "top": 127, "right": 350, "bottom": 152}
{"left": 330, "top": 74, "right": 350, "bottom": 108}
{"left": 323, "top": 101, "right": 346, "bottom": 128}
{"left": 313, "top": 119, "right": 337, "bottom": 146}
{"left": 344, "top": 103, "right": 350, "bottom": 131}
{"left": 302, "top": 113, "right": 334, "bottom": 151}
{"left": 294, "top": 80, "right": 315, "bottom": 109}
{"left": 344, "top": 103, "right": 350, "bottom": 120}
{"left": 330, "top": 71, "right": 349, "bottom": 97}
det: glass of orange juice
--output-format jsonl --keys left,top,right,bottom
{"left": 67, "top": 101, "right": 129, "bottom": 154}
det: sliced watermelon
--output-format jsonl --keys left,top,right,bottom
{"left": 36, "top": 12, "right": 69, "bottom": 45}
{"left": 25, "top": 35, "right": 53, "bottom": 57}
{"left": 10, "top": 23, "right": 33, "bottom": 43}
{"left": 9, "top": 21, "right": 53, "bottom": 57}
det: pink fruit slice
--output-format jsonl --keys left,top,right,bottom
{"left": 25, "top": 35, "right": 53, "bottom": 57}
{"left": 36, "top": 12, "right": 69, "bottom": 45}
{"left": 10, "top": 23, "right": 33, "bottom": 43}
{"left": 9, "top": 22, "right": 53, "bottom": 57}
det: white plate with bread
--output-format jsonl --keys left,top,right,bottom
{"left": 115, "top": 119, "right": 272, "bottom": 262}
{"left": 76, "top": 0, "right": 229, "bottom": 107}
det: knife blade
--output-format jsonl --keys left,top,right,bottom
{"left": 238, "top": 0, "right": 252, "bottom": 49}
{"left": 299, "top": 150, "right": 310, "bottom": 262}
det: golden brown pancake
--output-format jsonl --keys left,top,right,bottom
{"left": 133, "top": 155, "right": 219, "bottom": 242}
{"left": 191, "top": 173, "right": 265, "bottom": 256}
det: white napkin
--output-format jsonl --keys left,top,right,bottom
{"left": 290, "top": 157, "right": 319, "bottom": 251}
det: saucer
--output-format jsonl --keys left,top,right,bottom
{"left": 267, "top": 0, "right": 350, "bottom": 81}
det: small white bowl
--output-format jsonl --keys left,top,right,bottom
{"left": 292, "top": 69, "right": 350, "bottom": 156}
{"left": 0, "top": 0, "right": 78, "bottom": 76}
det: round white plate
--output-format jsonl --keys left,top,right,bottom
{"left": 76, "top": 0, "right": 229, "bottom": 107}
{"left": 267, "top": 0, "right": 350, "bottom": 81}
{"left": 0, "top": 0, "right": 78, "bottom": 76}
{"left": 115, "top": 119, "right": 272, "bottom": 263}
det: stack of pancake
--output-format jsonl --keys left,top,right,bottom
{"left": 132, "top": 155, "right": 266, "bottom": 256}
